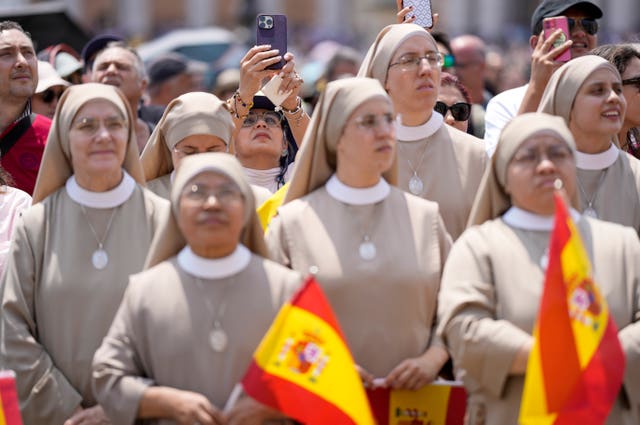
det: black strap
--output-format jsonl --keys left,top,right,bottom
{"left": 0, "top": 113, "right": 36, "bottom": 157}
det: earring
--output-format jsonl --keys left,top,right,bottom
{"left": 281, "top": 147, "right": 288, "bottom": 157}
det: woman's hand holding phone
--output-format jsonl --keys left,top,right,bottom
{"left": 395, "top": 0, "right": 439, "bottom": 30}
{"left": 529, "top": 29, "right": 573, "bottom": 92}
{"left": 237, "top": 45, "right": 283, "bottom": 102}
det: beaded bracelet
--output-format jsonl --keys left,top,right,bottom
{"left": 230, "top": 90, "right": 254, "bottom": 120}
{"left": 278, "top": 96, "right": 303, "bottom": 115}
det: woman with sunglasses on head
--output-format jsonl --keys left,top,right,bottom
{"left": 592, "top": 44, "right": 640, "bottom": 160}
{"left": 358, "top": 24, "right": 486, "bottom": 240}
{"left": 228, "top": 45, "right": 309, "bottom": 194}
{"left": 438, "top": 112, "right": 640, "bottom": 425}
{"left": 31, "top": 61, "right": 69, "bottom": 119}
{"left": 538, "top": 55, "right": 640, "bottom": 234}
{"left": 437, "top": 72, "right": 472, "bottom": 134}
{"left": 0, "top": 84, "right": 169, "bottom": 424}
{"left": 267, "top": 77, "right": 452, "bottom": 391}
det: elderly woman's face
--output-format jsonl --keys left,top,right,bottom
{"left": 437, "top": 84, "right": 469, "bottom": 133}
{"left": 569, "top": 68, "right": 626, "bottom": 147}
{"left": 177, "top": 171, "right": 245, "bottom": 257}
{"left": 505, "top": 133, "right": 576, "bottom": 215}
{"left": 171, "top": 134, "right": 228, "bottom": 171}
{"left": 235, "top": 108, "right": 286, "bottom": 168}
{"left": 69, "top": 99, "right": 128, "bottom": 177}
{"left": 385, "top": 35, "right": 441, "bottom": 116}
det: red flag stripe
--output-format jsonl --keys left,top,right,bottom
{"left": 288, "top": 276, "right": 346, "bottom": 340}
{"left": 243, "top": 360, "right": 359, "bottom": 425}
{"left": 445, "top": 387, "right": 467, "bottom": 425}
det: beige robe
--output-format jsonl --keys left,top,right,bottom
{"left": 577, "top": 152, "right": 640, "bottom": 233}
{"left": 397, "top": 125, "right": 487, "bottom": 240}
{"left": 92, "top": 255, "right": 302, "bottom": 425}
{"left": 437, "top": 218, "right": 640, "bottom": 425}
{"left": 267, "top": 186, "right": 452, "bottom": 377}
{"left": 145, "top": 173, "right": 172, "bottom": 200}
{"left": 0, "top": 186, "right": 169, "bottom": 425}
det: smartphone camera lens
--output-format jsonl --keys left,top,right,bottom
{"left": 259, "top": 15, "right": 274, "bottom": 29}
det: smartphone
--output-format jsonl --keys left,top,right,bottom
{"left": 402, "top": 0, "right": 433, "bottom": 29}
{"left": 543, "top": 16, "right": 571, "bottom": 62}
{"left": 256, "top": 14, "right": 287, "bottom": 70}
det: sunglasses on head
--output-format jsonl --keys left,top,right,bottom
{"left": 40, "top": 89, "right": 65, "bottom": 104}
{"left": 622, "top": 76, "right": 640, "bottom": 89}
{"left": 434, "top": 101, "right": 471, "bottom": 121}
{"left": 567, "top": 18, "right": 598, "bottom": 35}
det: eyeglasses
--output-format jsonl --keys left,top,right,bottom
{"left": 442, "top": 54, "right": 455, "bottom": 69}
{"left": 40, "top": 88, "right": 65, "bottom": 104}
{"left": 434, "top": 101, "right": 471, "bottom": 121}
{"left": 567, "top": 18, "right": 598, "bottom": 35}
{"left": 622, "top": 76, "right": 640, "bottom": 90}
{"left": 241, "top": 111, "right": 282, "bottom": 128}
{"left": 511, "top": 145, "right": 573, "bottom": 167}
{"left": 172, "top": 145, "right": 227, "bottom": 157}
{"left": 389, "top": 52, "right": 443, "bottom": 70}
{"left": 353, "top": 113, "right": 395, "bottom": 131}
{"left": 70, "top": 116, "right": 127, "bottom": 135}
{"left": 182, "top": 183, "right": 244, "bottom": 205}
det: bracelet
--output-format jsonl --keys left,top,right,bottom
{"left": 230, "top": 90, "right": 254, "bottom": 120}
{"left": 278, "top": 96, "right": 303, "bottom": 115}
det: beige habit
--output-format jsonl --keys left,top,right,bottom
{"left": 140, "top": 91, "right": 234, "bottom": 199}
{"left": 358, "top": 24, "right": 487, "bottom": 240}
{"left": 538, "top": 55, "right": 640, "bottom": 233}
{"left": 93, "top": 153, "right": 302, "bottom": 425}
{"left": 438, "top": 113, "right": 640, "bottom": 425}
{"left": 268, "top": 77, "right": 451, "bottom": 378}
{"left": 0, "top": 84, "right": 169, "bottom": 424}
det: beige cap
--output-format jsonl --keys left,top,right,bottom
{"left": 35, "top": 61, "right": 70, "bottom": 94}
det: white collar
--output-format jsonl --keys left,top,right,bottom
{"left": 575, "top": 143, "right": 619, "bottom": 170}
{"left": 326, "top": 174, "right": 390, "bottom": 205}
{"left": 503, "top": 206, "right": 582, "bottom": 231}
{"left": 396, "top": 111, "right": 444, "bottom": 142}
{"left": 66, "top": 171, "right": 136, "bottom": 209}
{"left": 177, "top": 245, "right": 251, "bottom": 280}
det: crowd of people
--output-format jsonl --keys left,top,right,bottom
{"left": 0, "top": 0, "right": 639, "bottom": 424}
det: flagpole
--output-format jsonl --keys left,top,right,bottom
{"left": 224, "top": 383, "right": 243, "bottom": 413}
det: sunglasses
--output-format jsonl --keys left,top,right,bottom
{"left": 567, "top": 18, "right": 598, "bottom": 35}
{"left": 434, "top": 101, "right": 471, "bottom": 121}
{"left": 622, "top": 76, "right": 640, "bottom": 89}
{"left": 40, "top": 89, "right": 65, "bottom": 104}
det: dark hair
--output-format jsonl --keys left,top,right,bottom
{"left": 0, "top": 164, "right": 14, "bottom": 188}
{"left": 591, "top": 44, "right": 640, "bottom": 76}
{"left": 431, "top": 31, "right": 453, "bottom": 55}
{"left": 440, "top": 72, "right": 471, "bottom": 103}
{"left": 276, "top": 115, "right": 296, "bottom": 189}
{"left": 0, "top": 21, "right": 32, "bottom": 42}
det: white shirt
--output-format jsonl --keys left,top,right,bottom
{"left": 483, "top": 84, "right": 528, "bottom": 157}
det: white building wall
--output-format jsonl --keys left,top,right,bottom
{"left": 186, "top": 0, "right": 214, "bottom": 27}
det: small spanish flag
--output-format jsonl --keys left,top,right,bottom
{"left": 0, "top": 371, "right": 23, "bottom": 425}
{"left": 241, "top": 276, "right": 376, "bottom": 425}
{"left": 519, "top": 193, "right": 625, "bottom": 424}
{"left": 257, "top": 183, "right": 288, "bottom": 231}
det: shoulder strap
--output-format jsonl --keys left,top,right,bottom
{"left": 0, "top": 114, "right": 37, "bottom": 157}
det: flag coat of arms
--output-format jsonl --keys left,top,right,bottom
{"left": 242, "top": 276, "right": 375, "bottom": 425}
{"left": 519, "top": 193, "right": 625, "bottom": 424}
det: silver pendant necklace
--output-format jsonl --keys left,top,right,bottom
{"left": 80, "top": 205, "right": 118, "bottom": 270}
{"left": 577, "top": 168, "right": 608, "bottom": 219}
{"left": 195, "top": 277, "right": 230, "bottom": 353}
{"left": 352, "top": 202, "right": 382, "bottom": 261}
{"left": 399, "top": 141, "right": 430, "bottom": 196}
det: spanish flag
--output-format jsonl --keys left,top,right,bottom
{"left": 241, "top": 276, "right": 376, "bottom": 425}
{"left": 519, "top": 193, "right": 625, "bottom": 424}
{"left": 257, "top": 183, "right": 288, "bottom": 231}
{"left": 0, "top": 371, "right": 23, "bottom": 425}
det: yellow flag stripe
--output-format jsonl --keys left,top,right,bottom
{"left": 0, "top": 390, "right": 6, "bottom": 425}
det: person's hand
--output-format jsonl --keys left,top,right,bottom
{"left": 63, "top": 405, "right": 111, "bottom": 425}
{"left": 384, "top": 356, "right": 440, "bottom": 390}
{"left": 395, "top": 0, "right": 439, "bottom": 30}
{"left": 278, "top": 53, "right": 304, "bottom": 111}
{"left": 168, "top": 389, "right": 225, "bottom": 425}
{"left": 355, "top": 364, "right": 375, "bottom": 389}
{"left": 226, "top": 396, "right": 287, "bottom": 425}
{"left": 238, "top": 45, "right": 283, "bottom": 102}
{"left": 529, "top": 29, "right": 572, "bottom": 91}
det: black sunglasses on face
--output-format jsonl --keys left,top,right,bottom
{"left": 40, "top": 89, "right": 65, "bottom": 104}
{"left": 567, "top": 18, "right": 598, "bottom": 35}
{"left": 622, "top": 76, "right": 640, "bottom": 90}
{"left": 434, "top": 101, "right": 471, "bottom": 121}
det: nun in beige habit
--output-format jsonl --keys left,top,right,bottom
{"left": 437, "top": 113, "right": 640, "bottom": 425}
{"left": 93, "top": 153, "right": 301, "bottom": 425}
{"left": 267, "top": 77, "right": 452, "bottom": 389}
{"left": 0, "top": 83, "right": 169, "bottom": 424}
{"left": 538, "top": 55, "right": 640, "bottom": 233}
{"left": 140, "top": 91, "right": 234, "bottom": 199}
{"left": 357, "top": 23, "right": 487, "bottom": 240}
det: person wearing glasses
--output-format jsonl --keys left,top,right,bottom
{"left": 358, "top": 23, "right": 486, "bottom": 240}
{"left": 437, "top": 72, "right": 472, "bottom": 134}
{"left": 592, "top": 44, "right": 640, "bottom": 160}
{"left": 31, "top": 61, "right": 69, "bottom": 119}
{"left": 93, "top": 153, "right": 301, "bottom": 425}
{"left": 438, "top": 112, "right": 640, "bottom": 424}
{"left": 140, "top": 92, "right": 234, "bottom": 200}
{"left": 537, "top": 55, "right": 640, "bottom": 234}
{"left": 267, "top": 77, "right": 452, "bottom": 390}
{"left": 484, "top": 0, "right": 603, "bottom": 156}
{"left": 0, "top": 83, "right": 169, "bottom": 424}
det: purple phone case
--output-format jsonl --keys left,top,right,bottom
{"left": 256, "top": 14, "right": 287, "bottom": 70}
{"left": 543, "top": 17, "right": 571, "bottom": 62}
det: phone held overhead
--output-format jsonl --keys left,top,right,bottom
{"left": 256, "top": 14, "right": 288, "bottom": 70}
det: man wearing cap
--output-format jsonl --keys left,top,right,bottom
{"left": 0, "top": 21, "right": 51, "bottom": 195}
{"left": 80, "top": 33, "right": 123, "bottom": 83}
{"left": 483, "top": 0, "right": 602, "bottom": 156}
{"left": 146, "top": 52, "right": 201, "bottom": 107}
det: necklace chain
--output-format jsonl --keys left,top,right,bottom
{"left": 194, "top": 277, "right": 230, "bottom": 327}
{"left": 79, "top": 205, "right": 118, "bottom": 250}
{"left": 576, "top": 168, "right": 608, "bottom": 209}
{"left": 398, "top": 140, "right": 430, "bottom": 178}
